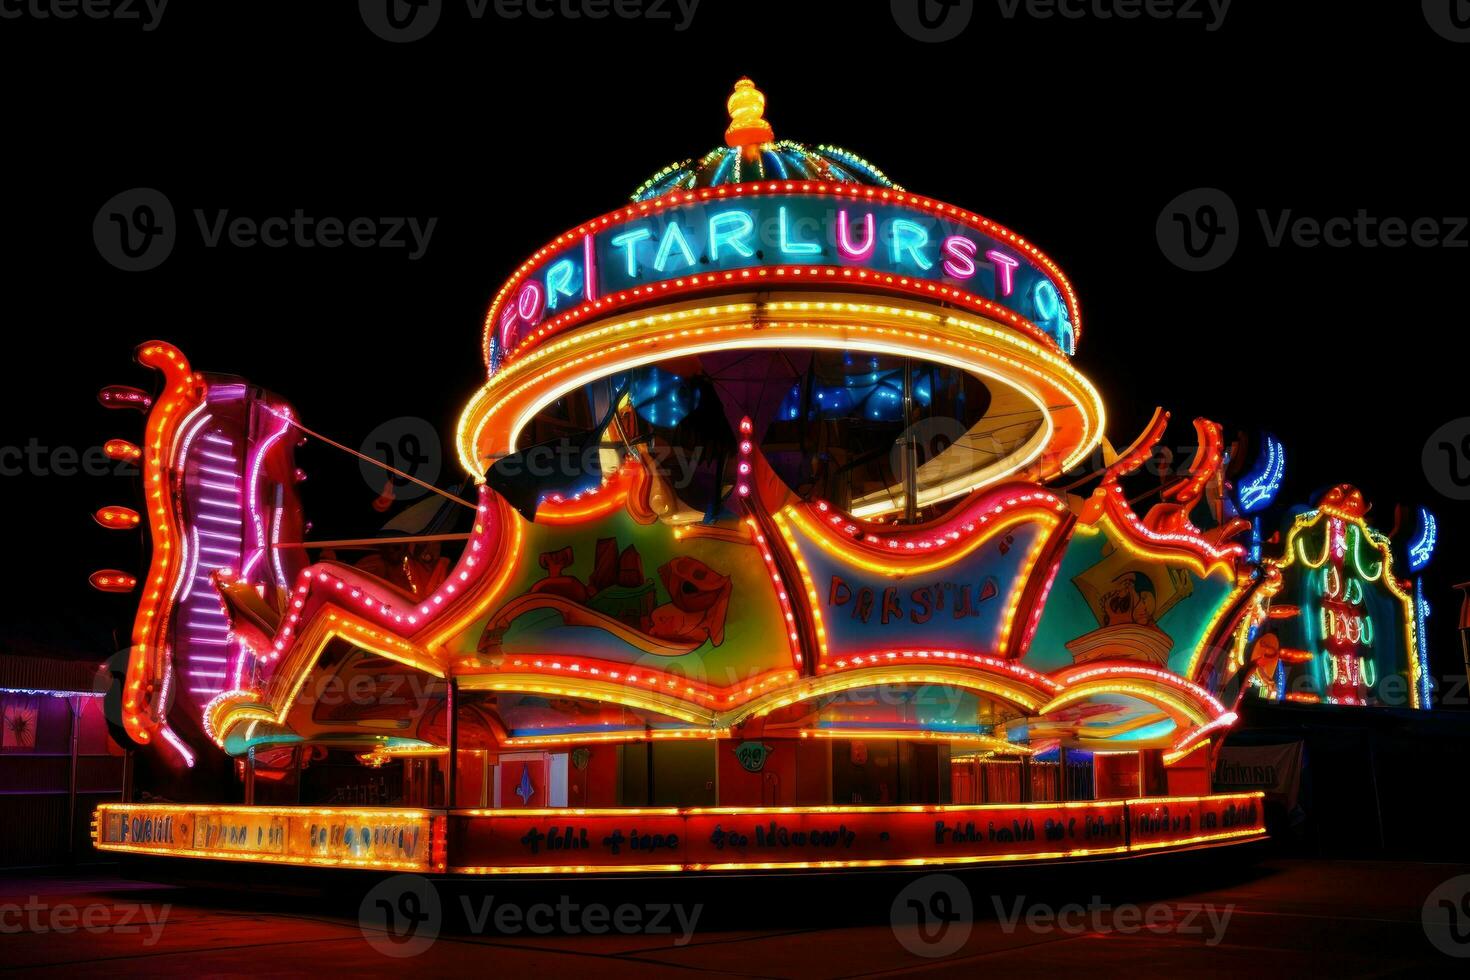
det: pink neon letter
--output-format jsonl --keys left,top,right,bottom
{"left": 499, "top": 303, "right": 520, "bottom": 351}
{"left": 986, "top": 249, "right": 1020, "bottom": 296}
{"left": 583, "top": 233, "right": 597, "bottom": 303}
{"left": 516, "top": 280, "right": 545, "bottom": 325}
{"left": 942, "top": 236, "right": 978, "bottom": 279}
{"left": 837, "top": 210, "right": 876, "bottom": 260}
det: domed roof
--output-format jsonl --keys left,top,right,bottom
{"left": 631, "top": 78, "right": 903, "bottom": 202}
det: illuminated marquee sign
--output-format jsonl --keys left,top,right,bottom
{"left": 448, "top": 795, "right": 1264, "bottom": 873}
{"left": 93, "top": 804, "right": 442, "bottom": 872}
{"left": 490, "top": 191, "right": 1079, "bottom": 369}
{"left": 809, "top": 522, "right": 1050, "bottom": 659}
{"left": 1128, "top": 794, "right": 1263, "bottom": 851}
{"left": 1263, "top": 501, "right": 1424, "bottom": 708}
{"left": 92, "top": 797, "right": 1263, "bottom": 874}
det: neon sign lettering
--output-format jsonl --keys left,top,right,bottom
{"left": 488, "top": 194, "right": 1080, "bottom": 367}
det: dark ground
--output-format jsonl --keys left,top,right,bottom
{"left": 3, "top": 853, "right": 1467, "bottom": 977}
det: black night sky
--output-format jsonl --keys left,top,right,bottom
{"left": 3, "top": 1, "right": 1467, "bottom": 698}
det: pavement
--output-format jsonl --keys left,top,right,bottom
{"left": 2, "top": 853, "right": 1467, "bottom": 977}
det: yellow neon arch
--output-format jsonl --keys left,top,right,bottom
{"left": 455, "top": 297, "right": 1105, "bottom": 512}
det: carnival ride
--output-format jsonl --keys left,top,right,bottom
{"left": 86, "top": 80, "right": 1434, "bottom": 875}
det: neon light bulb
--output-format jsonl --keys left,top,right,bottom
{"left": 653, "top": 222, "right": 696, "bottom": 273}
{"left": 836, "top": 210, "right": 876, "bottom": 260}
{"left": 104, "top": 439, "right": 143, "bottom": 461}
{"left": 986, "top": 249, "right": 1019, "bottom": 296}
{"left": 890, "top": 219, "right": 933, "bottom": 270}
{"left": 94, "top": 506, "right": 142, "bottom": 529}
{"left": 778, "top": 206, "right": 821, "bottom": 255}
{"left": 708, "top": 210, "right": 755, "bottom": 260}
{"left": 544, "top": 259, "right": 578, "bottom": 310}
{"left": 611, "top": 227, "right": 652, "bottom": 276}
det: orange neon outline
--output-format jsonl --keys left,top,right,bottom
{"left": 457, "top": 301, "right": 1105, "bottom": 488}
{"left": 122, "top": 341, "right": 207, "bottom": 744}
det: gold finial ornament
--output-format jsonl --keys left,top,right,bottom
{"left": 724, "top": 77, "right": 774, "bottom": 148}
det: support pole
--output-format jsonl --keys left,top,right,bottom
{"left": 1455, "top": 583, "right": 1470, "bottom": 684}
{"left": 67, "top": 696, "right": 80, "bottom": 861}
{"left": 446, "top": 677, "right": 459, "bottom": 809}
